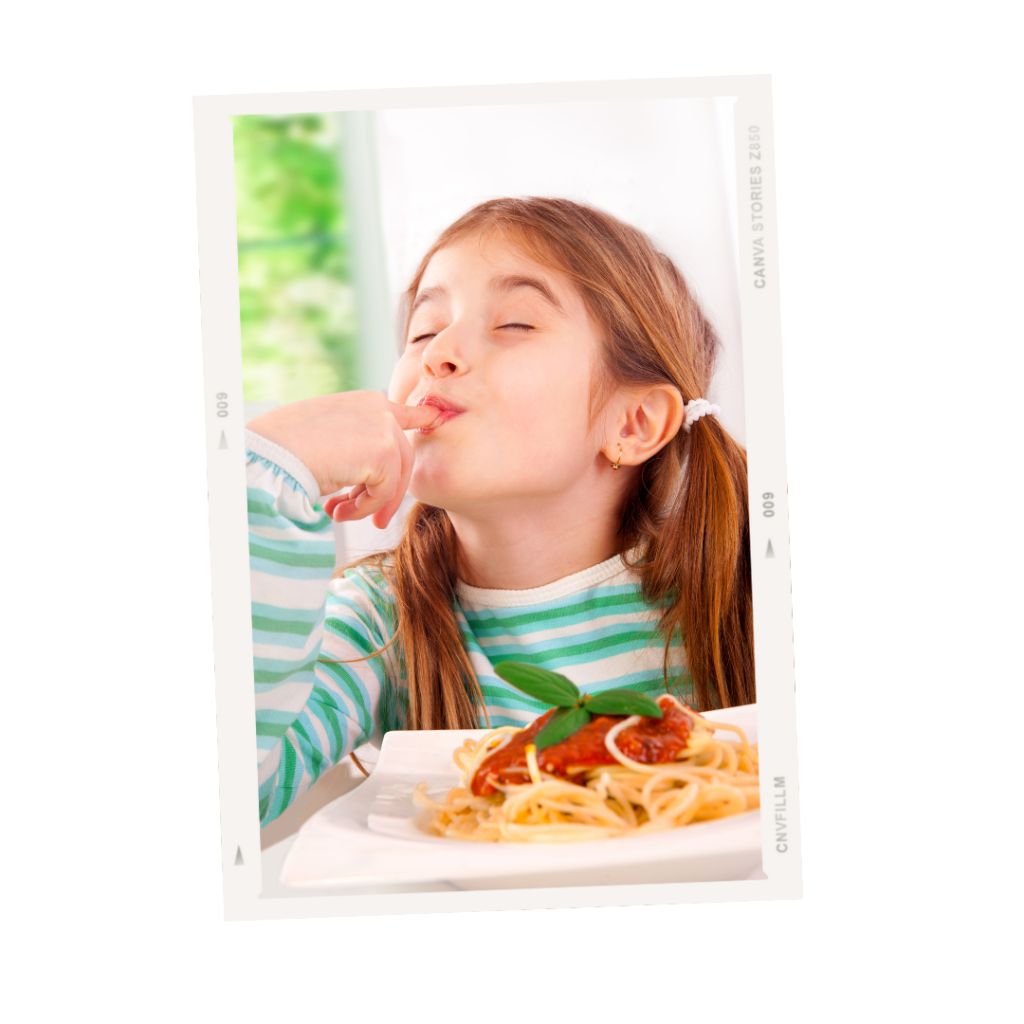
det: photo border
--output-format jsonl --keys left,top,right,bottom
{"left": 192, "top": 74, "right": 801, "bottom": 920}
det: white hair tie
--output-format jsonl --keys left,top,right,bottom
{"left": 684, "top": 398, "right": 721, "bottom": 432}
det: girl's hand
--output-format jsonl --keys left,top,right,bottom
{"left": 247, "top": 391, "right": 441, "bottom": 529}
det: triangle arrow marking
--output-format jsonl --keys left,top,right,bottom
{"left": 234, "top": 846, "right": 244, "bottom": 866}
{"left": 766, "top": 539, "right": 775, "bottom": 559}
{"left": 219, "top": 431, "right": 228, "bottom": 450}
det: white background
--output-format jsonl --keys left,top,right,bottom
{"left": 4, "top": 2, "right": 1020, "bottom": 1021}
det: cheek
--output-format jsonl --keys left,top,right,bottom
{"left": 474, "top": 387, "right": 593, "bottom": 485}
{"left": 502, "top": 365, "right": 591, "bottom": 439}
{"left": 388, "top": 356, "right": 418, "bottom": 404}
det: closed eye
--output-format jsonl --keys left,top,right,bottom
{"left": 409, "top": 323, "right": 534, "bottom": 345}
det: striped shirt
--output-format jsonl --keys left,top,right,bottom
{"left": 246, "top": 430, "right": 689, "bottom": 827}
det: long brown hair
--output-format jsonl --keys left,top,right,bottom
{"left": 335, "top": 197, "right": 753, "bottom": 725}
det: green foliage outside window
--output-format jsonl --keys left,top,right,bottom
{"left": 231, "top": 114, "right": 359, "bottom": 404}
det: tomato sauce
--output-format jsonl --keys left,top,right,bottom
{"left": 470, "top": 696, "right": 693, "bottom": 796}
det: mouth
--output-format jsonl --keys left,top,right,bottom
{"left": 416, "top": 394, "right": 465, "bottom": 433}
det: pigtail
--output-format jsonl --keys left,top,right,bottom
{"left": 644, "top": 417, "right": 754, "bottom": 710}
{"left": 391, "top": 503, "right": 485, "bottom": 729}
{"left": 331, "top": 503, "right": 485, "bottom": 731}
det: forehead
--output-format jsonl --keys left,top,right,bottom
{"left": 411, "top": 233, "right": 583, "bottom": 318}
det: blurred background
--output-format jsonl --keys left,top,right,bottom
{"left": 233, "top": 97, "right": 744, "bottom": 560}
{"left": 233, "top": 114, "right": 360, "bottom": 409}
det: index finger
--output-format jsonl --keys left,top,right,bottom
{"left": 389, "top": 402, "right": 441, "bottom": 431}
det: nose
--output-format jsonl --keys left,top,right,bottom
{"left": 421, "top": 323, "right": 469, "bottom": 379}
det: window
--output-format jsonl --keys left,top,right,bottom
{"left": 231, "top": 114, "right": 359, "bottom": 410}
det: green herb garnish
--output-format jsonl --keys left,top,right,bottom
{"left": 493, "top": 662, "right": 663, "bottom": 750}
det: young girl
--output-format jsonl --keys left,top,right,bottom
{"left": 246, "top": 197, "right": 752, "bottom": 828}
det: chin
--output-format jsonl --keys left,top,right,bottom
{"left": 407, "top": 472, "right": 452, "bottom": 510}
{"left": 408, "top": 475, "right": 481, "bottom": 516}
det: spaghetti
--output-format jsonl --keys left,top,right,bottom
{"left": 413, "top": 694, "right": 759, "bottom": 843}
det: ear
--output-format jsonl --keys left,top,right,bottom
{"left": 603, "top": 384, "right": 684, "bottom": 468}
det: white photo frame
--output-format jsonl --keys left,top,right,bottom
{"left": 193, "top": 74, "right": 801, "bottom": 920}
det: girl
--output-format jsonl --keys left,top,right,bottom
{"left": 246, "top": 197, "right": 753, "bottom": 828}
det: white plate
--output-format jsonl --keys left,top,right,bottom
{"left": 280, "top": 704, "right": 762, "bottom": 890}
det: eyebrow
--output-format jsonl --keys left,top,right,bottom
{"left": 408, "top": 285, "right": 447, "bottom": 319}
{"left": 407, "top": 274, "right": 566, "bottom": 320}
{"left": 490, "top": 274, "right": 565, "bottom": 314}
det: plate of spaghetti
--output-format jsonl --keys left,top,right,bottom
{"left": 410, "top": 695, "right": 758, "bottom": 843}
{"left": 279, "top": 700, "right": 763, "bottom": 891}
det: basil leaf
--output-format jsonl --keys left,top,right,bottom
{"left": 584, "top": 689, "right": 664, "bottom": 719}
{"left": 494, "top": 662, "right": 581, "bottom": 708}
{"left": 534, "top": 707, "right": 592, "bottom": 751}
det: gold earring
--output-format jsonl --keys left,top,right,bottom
{"left": 611, "top": 443, "right": 623, "bottom": 470}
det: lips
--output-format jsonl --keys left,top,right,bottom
{"left": 416, "top": 394, "right": 464, "bottom": 433}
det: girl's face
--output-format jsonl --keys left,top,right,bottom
{"left": 389, "top": 233, "right": 613, "bottom": 515}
